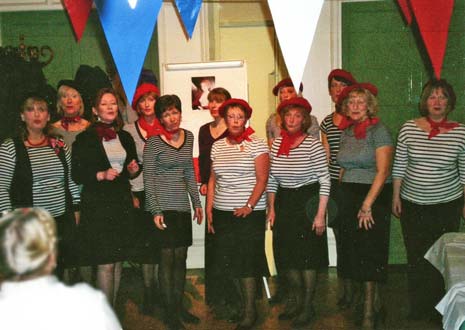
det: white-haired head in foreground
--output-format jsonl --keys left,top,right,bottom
{"left": 0, "top": 208, "right": 57, "bottom": 280}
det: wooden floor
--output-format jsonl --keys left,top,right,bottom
{"left": 116, "top": 267, "right": 443, "bottom": 330}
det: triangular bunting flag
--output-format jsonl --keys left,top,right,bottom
{"left": 397, "top": 0, "right": 412, "bottom": 25}
{"left": 268, "top": 0, "right": 324, "bottom": 92}
{"left": 63, "top": 0, "right": 93, "bottom": 41}
{"left": 409, "top": 0, "right": 454, "bottom": 78}
{"left": 94, "top": 0, "right": 163, "bottom": 102}
{"left": 174, "top": 0, "right": 203, "bottom": 39}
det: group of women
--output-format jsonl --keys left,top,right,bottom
{"left": 0, "top": 69, "right": 463, "bottom": 330}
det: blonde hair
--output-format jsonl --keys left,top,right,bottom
{"left": 342, "top": 88, "right": 379, "bottom": 118}
{"left": 0, "top": 208, "right": 56, "bottom": 278}
{"left": 56, "top": 85, "right": 84, "bottom": 116}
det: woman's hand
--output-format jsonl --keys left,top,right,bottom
{"left": 358, "top": 208, "right": 374, "bottom": 230}
{"left": 97, "top": 168, "right": 119, "bottom": 181}
{"left": 153, "top": 215, "right": 166, "bottom": 230}
{"left": 127, "top": 159, "right": 139, "bottom": 175}
{"left": 266, "top": 207, "right": 275, "bottom": 229}
{"left": 207, "top": 209, "right": 215, "bottom": 234}
{"left": 392, "top": 197, "right": 402, "bottom": 218}
{"left": 74, "top": 211, "right": 81, "bottom": 226}
{"left": 312, "top": 214, "right": 326, "bottom": 236}
{"left": 193, "top": 207, "right": 203, "bottom": 225}
{"left": 199, "top": 184, "right": 207, "bottom": 196}
{"left": 132, "top": 195, "right": 140, "bottom": 209}
{"left": 234, "top": 205, "right": 253, "bottom": 218}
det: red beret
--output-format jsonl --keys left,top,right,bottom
{"left": 327, "top": 69, "right": 357, "bottom": 85}
{"left": 337, "top": 82, "right": 378, "bottom": 106}
{"left": 277, "top": 97, "right": 312, "bottom": 114}
{"left": 132, "top": 83, "right": 160, "bottom": 110}
{"left": 272, "top": 78, "right": 304, "bottom": 96}
{"left": 219, "top": 98, "right": 253, "bottom": 119}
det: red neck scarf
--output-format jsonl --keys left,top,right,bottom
{"left": 338, "top": 117, "right": 379, "bottom": 139}
{"left": 61, "top": 116, "right": 81, "bottom": 131}
{"left": 229, "top": 126, "right": 255, "bottom": 144}
{"left": 95, "top": 122, "right": 117, "bottom": 141}
{"left": 277, "top": 129, "right": 304, "bottom": 156}
{"left": 138, "top": 117, "right": 163, "bottom": 138}
{"left": 426, "top": 116, "right": 459, "bottom": 139}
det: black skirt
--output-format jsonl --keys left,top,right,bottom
{"left": 338, "top": 182, "right": 392, "bottom": 282}
{"left": 156, "top": 210, "right": 193, "bottom": 248}
{"left": 273, "top": 183, "right": 328, "bottom": 271}
{"left": 126, "top": 191, "right": 160, "bottom": 263}
{"left": 212, "top": 208, "right": 269, "bottom": 278}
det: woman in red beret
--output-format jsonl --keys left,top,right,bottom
{"left": 206, "top": 99, "right": 269, "bottom": 330}
{"left": 319, "top": 69, "right": 356, "bottom": 308}
{"left": 123, "top": 82, "right": 161, "bottom": 314}
{"left": 267, "top": 97, "right": 330, "bottom": 327}
{"left": 265, "top": 78, "right": 319, "bottom": 147}
{"left": 337, "top": 83, "right": 393, "bottom": 329}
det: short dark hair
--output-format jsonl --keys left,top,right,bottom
{"left": 17, "top": 96, "right": 53, "bottom": 140}
{"left": 419, "top": 79, "right": 456, "bottom": 116}
{"left": 328, "top": 75, "right": 355, "bottom": 90}
{"left": 155, "top": 95, "right": 182, "bottom": 120}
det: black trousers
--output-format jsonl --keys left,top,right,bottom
{"left": 400, "top": 197, "right": 462, "bottom": 315}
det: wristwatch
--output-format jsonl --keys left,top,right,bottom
{"left": 246, "top": 203, "right": 254, "bottom": 210}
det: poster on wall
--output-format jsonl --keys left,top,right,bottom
{"left": 161, "top": 60, "right": 248, "bottom": 162}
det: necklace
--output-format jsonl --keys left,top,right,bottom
{"left": 26, "top": 136, "right": 47, "bottom": 147}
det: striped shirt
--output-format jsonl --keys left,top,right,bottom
{"left": 268, "top": 135, "right": 330, "bottom": 196}
{"left": 143, "top": 129, "right": 201, "bottom": 215}
{"left": 124, "top": 122, "right": 146, "bottom": 192}
{"left": 0, "top": 138, "right": 80, "bottom": 217}
{"left": 211, "top": 135, "right": 269, "bottom": 211}
{"left": 392, "top": 120, "right": 465, "bottom": 205}
{"left": 320, "top": 114, "right": 343, "bottom": 180}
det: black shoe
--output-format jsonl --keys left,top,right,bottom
{"left": 337, "top": 296, "right": 352, "bottom": 310}
{"left": 180, "top": 309, "right": 200, "bottom": 324}
{"left": 166, "top": 318, "right": 186, "bottom": 330}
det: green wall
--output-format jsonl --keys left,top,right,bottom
{"left": 0, "top": 10, "right": 159, "bottom": 91}
{"left": 342, "top": 0, "right": 465, "bottom": 264}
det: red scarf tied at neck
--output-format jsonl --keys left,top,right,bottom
{"left": 61, "top": 116, "right": 81, "bottom": 131}
{"left": 337, "top": 117, "right": 379, "bottom": 139}
{"left": 138, "top": 117, "right": 179, "bottom": 141}
{"left": 426, "top": 117, "right": 458, "bottom": 139}
{"left": 277, "top": 129, "right": 304, "bottom": 156}
{"left": 95, "top": 122, "right": 117, "bottom": 141}
{"left": 229, "top": 126, "right": 255, "bottom": 144}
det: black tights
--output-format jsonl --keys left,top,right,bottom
{"left": 159, "top": 246, "right": 188, "bottom": 322}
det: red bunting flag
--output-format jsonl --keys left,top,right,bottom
{"left": 397, "top": 0, "right": 412, "bottom": 25}
{"left": 409, "top": 0, "right": 454, "bottom": 78}
{"left": 63, "top": 0, "right": 93, "bottom": 42}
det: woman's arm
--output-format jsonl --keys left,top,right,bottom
{"left": 358, "top": 145, "right": 394, "bottom": 230}
{"left": 392, "top": 178, "right": 403, "bottom": 218}
{"left": 234, "top": 153, "right": 270, "bottom": 217}
{"left": 266, "top": 192, "right": 276, "bottom": 228}
{"left": 0, "top": 140, "right": 15, "bottom": 212}
{"left": 206, "top": 168, "right": 216, "bottom": 234}
{"left": 320, "top": 132, "right": 330, "bottom": 162}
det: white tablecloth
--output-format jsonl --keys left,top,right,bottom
{"left": 425, "top": 232, "right": 465, "bottom": 330}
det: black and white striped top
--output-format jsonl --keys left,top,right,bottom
{"left": 320, "top": 114, "right": 342, "bottom": 180}
{"left": 143, "top": 130, "right": 201, "bottom": 216}
{"left": 0, "top": 138, "right": 80, "bottom": 217}
{"left": 268, "top": 136, "right": 330, "bottom": 196}
{"left": 392, "top": 120, "right": 465, "bottom": 205}
{"left": 211, "top": 135, "right": 269, "bottom": 211}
